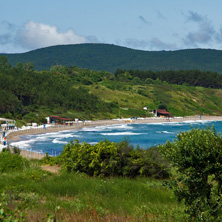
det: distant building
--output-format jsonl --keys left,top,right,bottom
{"left": 47, "top": 116, "right": 72, "bottom": 125}
{"left": 0, "top": 118, "right": 16, "bottom": 130}
{"left": 0, "top": 118, "right": 16, "bottom": 146}
{"left": 154, "top": 109, "right": 172, "bottom": 118}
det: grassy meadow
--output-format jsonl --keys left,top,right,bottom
{"left": 87, "top": 80, "right": 222, "bottom": 117}
{"left": 0, "top": 161, "right": 186, "bottom": 221}
{"left": 0, "top": 144, "right": 187, "bottom": 222}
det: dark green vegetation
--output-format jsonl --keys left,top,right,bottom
{"left": 60, "top": 140, "right": 169, "bottom": 178}
{"left": 0, "top": 148, "right": 29, "bottom": 173}
{"left": 0, "top": 56, "right": 118, "bottom": 123}
{"left": 2, "top": 55, "right": 222, "bottom": 123}
{"left": 160, "top": 127, "right": 222, "bottom": 221}
{"left": 2, "top": 44, "right": 222, "bottom": 73}
{"left": 0, "top": 143, "right": 186, "bottom": 221}
{"left": 117, "top": 68, "right": 222, "bottom": 89}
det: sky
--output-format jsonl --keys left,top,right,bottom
{"left": 1, "top": 0, "right": 222, "bottom": 53}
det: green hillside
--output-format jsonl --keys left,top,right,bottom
{"left": 1, "top": 56, "right": 222, "bottom": 124}
{"left": 2, "top": 44, "right": 222, "bottom": 73}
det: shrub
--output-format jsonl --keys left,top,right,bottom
{"left": 60, "top": 140, "right": 169, "bottom": 178}
{"left": 41, "top": 152, "right": 62, "bottom": 166}
{"left": 160, "top": 126, "right": 222, "bottom": 221}
{"left": 25, "top": 168, "right": 47, "bottom": 181}
{"left": 0, "top": 151, "right": 30, "bottom": 173}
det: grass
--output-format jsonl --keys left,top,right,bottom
{"left": 88, "top": 81, "right": 222, "bottom": 117}
{"left": 10, "top": 80, "right": 222, "bottom": 125}
{"left": 0, "top": 159, "right": 187, "bottom": 221}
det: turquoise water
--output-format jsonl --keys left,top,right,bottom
{"left": 10, "top": 120, "right": 222, "bottom": 156}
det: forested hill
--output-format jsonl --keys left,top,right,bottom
{"left": 2, "top": 44, "right": 222, "bottom": 73}
{"left": 2, "top": 55, "right": 222, "bottom": 122}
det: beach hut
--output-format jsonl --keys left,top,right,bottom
{"left": 48, "top": 116, "right": 72, "bottom": 125}
{"left": 155, "top": 109, "right": 172, "bottom": 118}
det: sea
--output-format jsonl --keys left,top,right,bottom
{"left": 9, "top": 120, "right": 222, "bottom": 156}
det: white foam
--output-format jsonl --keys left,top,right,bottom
{"left": 9, "top": 130, "right": 81, "bottom": 150}
{"left": 38, "top": 132, "right": 74, "bottom": 138}
{"left": 35, "top": 136, "right": 51, "bottom": 141}
{"left": 52, "top": 138, "right": 68, "bottom": 145}
{"left": 101, "top": 132, "right": 145, "bottom": 136}
{"left": 81, "top": 127, "right": 104, "bottom": 132}
{"left": 10, "top": 140, "right": 31, "bottom": 148}
{"left": 157, "top": 131, "right": 174, "bottom": 134}
{"left": 52, "top": 133, "right": 73, "bottom": 138}
{"left": 183, "top": 120, "right": 214, "bottom": 124}
{"left": 106, "top": 124, "right": 134, "bottom": 130}
{"left": 81, "top": 124, "right": 134, "bottom": 132}
{"left": 149, "top": 121, "right": 174, "bottom": 125}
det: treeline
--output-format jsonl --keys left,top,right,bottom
{"left": 2, "top": 53, "right": 222, "bottom": 120}
{"left": 0, "top": 56, "right": 116, "bottom": 118}
{"left": 4, "top": 44, "right": 222, "bottom": 73}
{"left": 115, "top": 69, "right": 222, "bottom": 88}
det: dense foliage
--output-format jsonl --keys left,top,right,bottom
{"left": 3, "top": 44, "right": 222, "bottom": 73}
{"left": 60, "top": 140, "right": 169, "bottom": 178}
{"left": 0, "top": 56, "right": 116, "bottom": 119}
{"left": 2, "top": 54, "right": 222, "bottom": 121}
{"left": 160, "top": 127, "right": 222, "bottom": 221}
{"left": 0, "top": 149, "right": 29, "bottom": 173}
{"left": 116, "top": 69, "right": 222, "bottom": 89}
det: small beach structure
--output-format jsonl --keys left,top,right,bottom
{"left": 0, "top": 118, "right": 15, "bottom": 146}
{"left": 46, "top": 116, "right": 73, "bottom": 125}
{"left": 0, "top": 118, "right": 16, "bottom": 130}
{"left": 154, "top": 109, "right": 172, "bottom": 118}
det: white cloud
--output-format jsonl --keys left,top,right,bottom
{"left": 17, "top": 21, "right": 88, "bottom": 50}
{"left": 183, "top": 11, "right": 215, "bottom": 47}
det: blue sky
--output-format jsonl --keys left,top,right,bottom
{"left": 1, "top": 0, "right": 222, "bottom": 53}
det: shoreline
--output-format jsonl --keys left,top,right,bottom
{"left": 6, "top": 115, "right": 222, "bottom": 142}
{"left": 2, "top": 115, "right": 222, "bottom": 159}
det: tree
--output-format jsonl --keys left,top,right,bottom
{"left": 160, "top": 126, "right": 222, "bottom": 221}
{"left": 0, "top": 56, "right": 11, "bottom": 71}
{"left": 132, "top": 77, "right": 142, "bottom": 84}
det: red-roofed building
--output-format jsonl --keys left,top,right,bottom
{"left": 48, "top": 116, "right": 72, "bottom": 124}
{"left": 155, "top": 109, "right": 172, "bottom": 117}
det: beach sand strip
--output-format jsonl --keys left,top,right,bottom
{"left": 3, "top": 115, "right": 222, "bottom": 159}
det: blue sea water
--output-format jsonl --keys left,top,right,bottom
{"left": 10, "top": 120, "right": 222, "bottom": 156}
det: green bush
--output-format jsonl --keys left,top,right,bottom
{"left": 41, "top": 152, "right": 62, "bottom": 166}
{"left": 0, "top": 151, "right": 30, "bottom": 173}
{"left": 60, "top": 140, "right": 169, "bottom": 178}
{"left": 25, "top": 168, "right": 47, "bottom": 181}
{"left": 160, "top": 126, "right": 222, "bottom": 221}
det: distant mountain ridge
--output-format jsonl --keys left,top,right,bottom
{"left": 2, "top": 43, "right": 222, "bottom": 73}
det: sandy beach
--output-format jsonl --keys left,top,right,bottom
{"left": 2, "top": 115, "right": 222, "bottom": 159}
{"left": 6, "top": 115, "right": 222, "bottom": 142}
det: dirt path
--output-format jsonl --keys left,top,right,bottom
{"left": 41, "top": 165, "right": 61, "bottom": 173}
